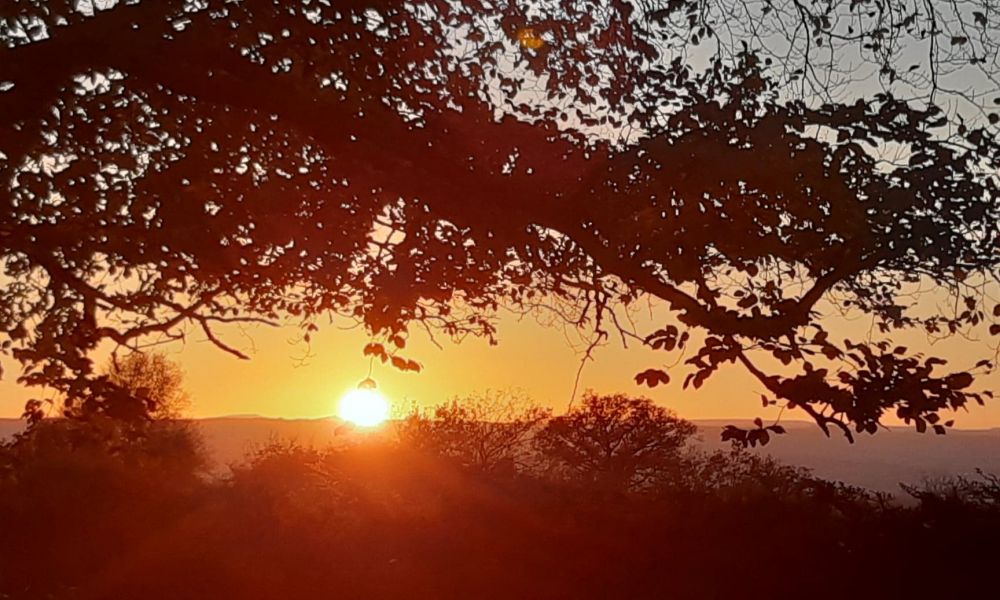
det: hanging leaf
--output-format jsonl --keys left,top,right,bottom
{"left": 634, "top": 368, "right": 670, "bottom": 388}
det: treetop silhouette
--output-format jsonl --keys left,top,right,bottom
{"left": 2, "top": 1, "right": 999, "bottom": 439}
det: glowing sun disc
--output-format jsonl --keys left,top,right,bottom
{"left": 338, "top": 388, "right": 390, "bottom": 427}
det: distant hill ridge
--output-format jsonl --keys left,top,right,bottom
{"left": 2, "top": 417, "right": 998, "bottom": 494}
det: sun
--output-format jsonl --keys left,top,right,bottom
{"left": 338, "top": 388, "right": 390, "bottom": 427}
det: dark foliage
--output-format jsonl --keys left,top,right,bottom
{"left": 535, "top": 392, "right": 697, "bottom": 491}
{"left": 0, "top": 416, "right": 206, "bottom": 597}
{"left": 397, "top": 389, "right": 550, "bottom": 473}
{"left": 1, "top": 404, "right": 998, "bottom": 599}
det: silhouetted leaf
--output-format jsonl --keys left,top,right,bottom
{"left": 635, "top": 369, "right": 670, "bottom": 388}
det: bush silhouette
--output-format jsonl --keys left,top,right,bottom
{"left": 1, "top": 398, "right": 1000, "bottom": 599}
{"left": 2, "top": 1, "right": 1000, "bottom": 438}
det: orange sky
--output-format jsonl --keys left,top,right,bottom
{"left": 2, "top": 295, "right": 999, "bottom": 430}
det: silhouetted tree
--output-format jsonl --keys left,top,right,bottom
{"left": 23, "top": 350, "right": 193, "bottom": 424}
{"left": 2, "top": 1, "right": 1000, "bottom": 439}
{"left": 2, "top": 351, "right": 202, "bottom": 470}
{"left": 104, "top": 351, "right": 190, "bottom": 418}
{"left": 534, "top": 392, "right": 697, "bottom": 491}
{"left": 397, "top": 390, "right": 550, "bottom": 473}
{"left": 33, "top": 353, "right": 201, "bottom": 467}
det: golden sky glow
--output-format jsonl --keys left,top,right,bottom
{"left": 2, "top": 294, "right": 1000, "bottom": 429}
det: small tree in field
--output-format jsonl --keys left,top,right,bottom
{"left": 5, "top": 353, "right": 204, "bottom": 479}
{"left": 104, "top": 352, "right": 190, "bottom": 419}
{"left": 23, "top": 352, "right": 192, "bottom": 424}
{"left": 535, "top": 393, "right": 697, "bottom": 491}
{"left": 398, "top": 390, "right": 550, "bottom": 474}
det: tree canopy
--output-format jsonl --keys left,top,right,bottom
{"left": 2, "top": 0, "right": 1000, "bottom": 440}
{"left": 535, "top": 393, "right": 697, "bottom": 490}
{"left": 399, "top": 390, "right": 550, "bottom": 472}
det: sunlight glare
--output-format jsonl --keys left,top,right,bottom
{"left": 338, "top": 388, "right": 390, "bottom": 427}
{"left": 516, "top": 27, "right": 545, "bottom": 50}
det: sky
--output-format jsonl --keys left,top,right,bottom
{"left": 2, "top": 294, "right": 999, "bottom": 430}
{"left": 2, "top": 3, "right": 997, "bottom": 432}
